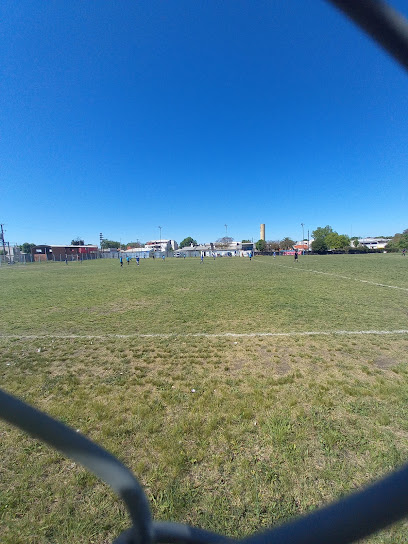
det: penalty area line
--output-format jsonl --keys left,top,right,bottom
{"left": 0, "top": 330, "right": 408, "bottom": 340}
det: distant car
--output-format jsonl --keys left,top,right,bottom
{"left": 174, "top": 252, "right": 182, "bottom": 257}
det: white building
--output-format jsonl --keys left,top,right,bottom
{"left": 145, "top": 239, "right": 178, "bottom": 251}
{"left": 180, "top": 241, "right": 254, "bottom": 257}
{"left": 358, "top": 237, "right": 391, "bottom": 250}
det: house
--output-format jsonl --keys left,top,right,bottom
{"left": 32, "top": 245, "right": 98, "bottom": 261}
{"left": 293, "top": 240, "right": 312, "bottom": 253}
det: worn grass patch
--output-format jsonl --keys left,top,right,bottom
{"left": 1, "top": 334, "right": 408, "bottom": 543}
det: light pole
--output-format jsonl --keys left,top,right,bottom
{"left": 224, "top": 224, "right": 228, "bottom": 237}
{"left": 301, "top": 223, "right": 305, "bottom": 242}
{"left": 158, "top": 226, "right": 162, "bottom": 252}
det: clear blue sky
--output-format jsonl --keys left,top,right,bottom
{"left": 1, "top": 0, "right": 407, "bottom": 246}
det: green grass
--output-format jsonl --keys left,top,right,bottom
{"left": 1, "top": 254, "right": 408, "bottom": 543}
{"left": 1, "top": 254, "right": 407, "bottom": 335}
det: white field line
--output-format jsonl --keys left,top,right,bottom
{"left": 1, "top": 330, "right": 408, "bottom": 340}
{"left": 254, "top": 260, "right": 408, "bottom": 292}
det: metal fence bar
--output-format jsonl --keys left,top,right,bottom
{"left": 0, "top": 388, "right": 152, "bottom": 544}
{"left": 3, "top": 387, "right": 408, "bottom": 544}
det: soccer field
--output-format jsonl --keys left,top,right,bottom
{"left": 2, "top": 254, "right": 408, "bottom": 336}
{"left": 1, "top": 254, "right": 408, "bottom": 543}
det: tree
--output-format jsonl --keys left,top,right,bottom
{"left": 266, "top": 240, "right": 280, "bottom": 251}
{"left": 337, "top": 234, "right": 351, "bottom": 249}
{"left": 179, "top": 237, "right": 197, "bottom": 248}
{"left": 325, "top": 232, "right": 340, "bottom": 249}
{"left": 127, "top": 241, "right": 143, "bottom": 248}
{"left": 19, "top": 242, "right": 36, "bottom": 254}
{"left": 386, "top": 229, "right": 408, "bottom": 251}
{"left": 216, "top": 236, "right": 234, "bottom": 248}
{"left": 312, "top": 225, "right": 333, "bottom": 240}
{"left": 280, "top": 237, "right": 295, "bottom": 250}
{"left": 242, "top": 239, "right": 251, "bottom": 243}
{"left": 325, "top": 232, "right": 349, "bottom": 250}
{"left": 255, "top": 239, "right": 266, "bottom": 252}
{"left": 101, "top": 239, "right": 121, "bottom": 249}
{"left": 71, "top": 239, "right": 84, "bottom": 245}
{"left": 311, "top": 237, "right": 328, "bottom": 253}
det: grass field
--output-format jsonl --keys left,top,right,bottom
{"left": 1, "top": 254, "right": 408, "bottom": 543}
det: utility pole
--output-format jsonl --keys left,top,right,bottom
{"left": 301, "top": 223, "right": 305, "bottom": 241}
{"left": 0, "top": 224, "right": 6, "bottom": 262}
{"left": 224, "top": 224, "right": 228, "bottom": 237}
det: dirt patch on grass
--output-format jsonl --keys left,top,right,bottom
{"left": 374, "top": 356, "right": 398, "bottom": 369}
{"left": 231, "top": 358, "right": 246, "bottom": 372}
{"left": 275, "top": 361, "right": 291, "bottom": 375}
{"left": 90, "top": 299, "right": 152, "bottom": 315}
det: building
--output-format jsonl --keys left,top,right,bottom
{"left": 124, "top": 247, "right": 153, "bottom": 258}
{"left": 180, "top": 241, "right": 254, "bottom": 257}
{"left": 145, "top": 239, "right": 178, "bottom": 252}
{"left": 32, "top": 245, "right": 98, "bottom": 261}
{"left": 293, "top": 240, "right": 312, "bottom": 253}
{"left": 357, "top": 237, "right": 390, "bottom": 250}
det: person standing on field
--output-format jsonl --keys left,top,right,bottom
{"left": 294, "top": 250, "right": 299, "bottom": 263}
{"left": 120, "top": 256, "right": 123, "bottom": 267}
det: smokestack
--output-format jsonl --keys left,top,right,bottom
{"left": 260, "top": 224, "right": 265, "bottom": 241}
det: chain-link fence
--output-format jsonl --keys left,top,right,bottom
{"left": 0, "top": 252, "right": 101, "bottom": 265}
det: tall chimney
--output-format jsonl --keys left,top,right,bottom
{"left": 260, "top": 224, "right": 265, "bottom": 241}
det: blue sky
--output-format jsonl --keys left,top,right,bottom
{"left": 1, "top": 0, "right": 407, "bottom": 246}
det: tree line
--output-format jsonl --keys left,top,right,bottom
{"left": 16, "top": 227, "right": 408, "bottom": 255}
{"left": 385, "top": 229, "right": 408, "bottom": 251}
{"left": 254, "top": 225, "right": 408, "bottom": 254}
